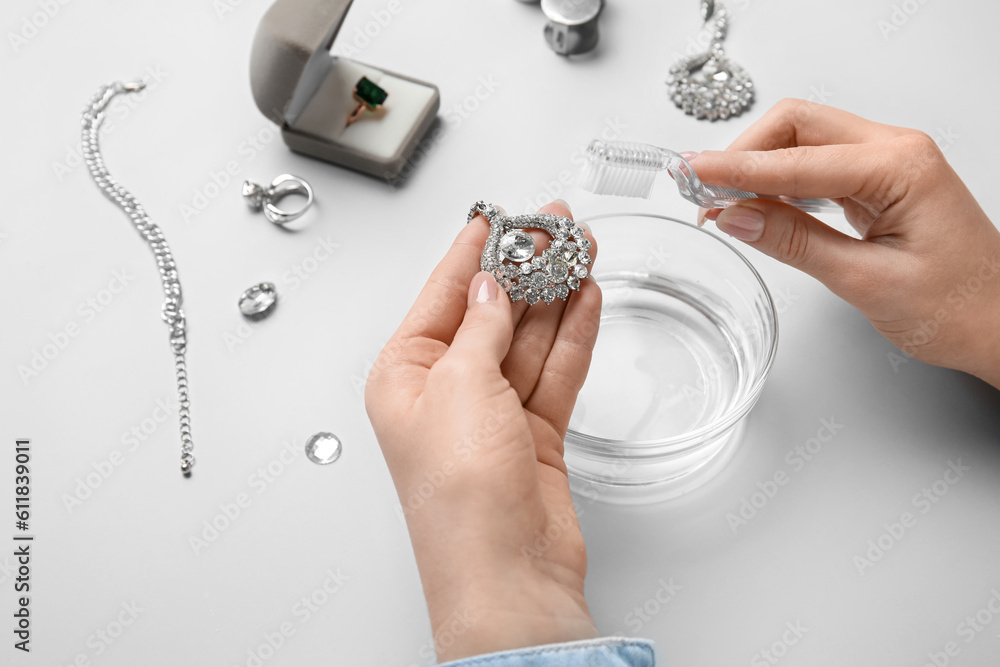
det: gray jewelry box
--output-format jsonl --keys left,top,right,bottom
{"left": 250, "top": 0, "right": 440, "bottom": 179}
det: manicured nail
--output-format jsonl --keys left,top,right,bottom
{"left": 696, "top": 207, "right": 721, "bottom": 227}
{"left": 474, "top": 272, "right": 498, "bottom": 303}
{"left": 716, "top": 207, "right": 765, "bottom": 242}
{"left": 679, "top": 151, "right": 699, "bottom": 163}
{"left": 553, "top": 199, "right": 572, "bottom": 215}
{"left": 495, "top": 205, "right": 507, "bottom": 215}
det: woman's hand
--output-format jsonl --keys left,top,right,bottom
{"left": 693, "top": 99, "right": 1000, "bottom": 388}
{"left": 365, "top": 202, "right": 602, "bottom": 661}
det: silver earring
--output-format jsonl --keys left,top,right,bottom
{"left": 668, "top": 1, "right": 754, "bottom": 121}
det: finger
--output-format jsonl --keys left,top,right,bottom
{"left": 508, "top": 199, "right": 578, "bottom": 330}
{"left": 523, "top": 274, "right": 602, "bottom": 439}
{"left": 725, "top": 99, "right": 918, "bottom": 152}
{"left": 445, "top": 272, "right": 514, "bottom": 368}
{"left": 713, "top": 199, "right": 884, "bottom": 300}
{"left": 690, "top": 143, "right": 892, "bottom": 201}
{"left": 502, "top": 203, "right": 599, "bottom": 402}
{"left": 394, "top": 213, "right": 492, "bottom": 346}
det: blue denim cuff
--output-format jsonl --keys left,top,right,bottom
{"left": 438, "top": 637, "right": 655, "bottom": 666}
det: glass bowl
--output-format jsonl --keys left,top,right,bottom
{"left": 565, "top": 212, "right": 778, "bottom": 503}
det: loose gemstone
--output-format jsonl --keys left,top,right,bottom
{"left": 524, "top": 288, "right": 540, "bottom": 305}
{"left": 238, "top": 282, "right": 278, "bottom": 320}
{"left": 305, "top": 432, "right": 343, "bottom": 465}
{"left": 547, "top": 259, "right": 569, "bottom": 282}
{"left": 567, "top": 276, "right": 581, "bottom": 291}
{"left": 499, "top": 230, "right": 535, "bottom": 262}
{"left": 555, "top": 284, "right": 569, "bottom": 300}
{"left": 577, "top": 250, "right": 592, "bottom": 264}
{"left": 530, "top": 271, "right": 548, "bottom": 289}
{"left": 541, "top": 287, "right": 556, "bottom": 304}
{"left": 574, "top": 265, "right": 588, "bottom": 279}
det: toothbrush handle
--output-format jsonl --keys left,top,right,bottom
{"left": 759, "top": 196, "right": 840, "bottom": 213}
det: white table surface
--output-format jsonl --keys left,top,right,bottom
{"left": 4, "top": 1, "right": 1000, "bottom": 665}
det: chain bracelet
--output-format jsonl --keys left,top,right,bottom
{"left": 81, "top": 81, "right": 195, "bottom": 476}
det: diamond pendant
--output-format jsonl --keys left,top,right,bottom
{"left": 667, "top": 2, "right": 754, "bottom": 121}
{"left": 469, "top": 202, "right": 592, "bottom": 305}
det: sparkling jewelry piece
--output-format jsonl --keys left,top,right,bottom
{"left": 82, "top": 80, "right": 195, "bottom": 476}
{"left": 347, "top": 76, "right": 388, "bottom": 126}
{"left": 305, "top": 432, "right": 343, "bottom": 465}
{"left": 238, "top": 283, "right": 278, "bottom": 320}
{"left": 468, "top": 201, "right": 592, "bottom": 305}
{"left": 667, "top": 1, "right": 754, "bottom": 121}
{"left": 243, "top": 174, "right": 314, "bottom": 226}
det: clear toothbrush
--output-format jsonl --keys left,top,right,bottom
{"left": 580, "top": 140, "right": 840, "bottom": 213}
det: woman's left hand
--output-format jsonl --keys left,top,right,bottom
{"left": 365, "top": 201, "right": 602, "bottom": 662}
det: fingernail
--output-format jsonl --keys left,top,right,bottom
{"left": 553, "top": 199, "right": 572, "bottom": 215}
{"left": 716, "top": 207, "right": 765, "bottom": 242}
{"left": 696, "top": 207, "right": 721, "bottom": 227}
{"left": 474, "top": 272, "right": 498, "bottom": 303}
{"left": 697, "top": 207, "right": 708, "bottom": 227}
{"left": 679, "top": 151, "right": 699, "bottom": 163}
{"left": 495, "top": 205, "right": 507, "bottom": 216}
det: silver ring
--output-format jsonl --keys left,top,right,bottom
{"left": 242, "top": 174, "right": 314, "bottom": 227}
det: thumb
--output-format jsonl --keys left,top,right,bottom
{"left": 446, "top": 271, "right": 514, "bottom": 367}
{"left": 715, "top": 200, "right": 870, "bottom": 294}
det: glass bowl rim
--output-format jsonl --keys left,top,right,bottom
{"left": 565, "top": 211, "right": 779, "bottom": 454}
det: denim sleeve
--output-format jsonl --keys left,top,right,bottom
{"left": 437, "top": 637, "right": 656, "bottom": 667}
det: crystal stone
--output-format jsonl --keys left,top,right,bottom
{"left": 499, "top": 230, "right": 535, "bottom": 263}
{"left": 520, "top": 263, "right": 533, "bottom": 276}
{"left": 548, "top": 260, "right": 569, "bottom": 282}
{"left": 530, "top": 271, "right": 548, "bottom": 289}
{"left": 555, "top": 284, "right": 570, "bottom": 300}
{"left": 541, "top": 287, "right": 556, "bottom": 304}
{"left": 574, "top": 265, "right": 589, "bottom": 279}
{"left": 567, "top": 276, "right": 581, "bottom": 291}
{"left": 238, "top": 282, "right": 277, "bottom": 320}
{"left": 524, "top": 288, "right": 540, "bottom": 305}
{"left": 305, "top": 432, "right": 343, "bottom": 465}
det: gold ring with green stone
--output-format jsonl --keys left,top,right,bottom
{"left": 346, "top": 76, "right": 388, "bottom": 126}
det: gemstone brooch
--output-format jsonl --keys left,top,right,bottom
{"left": 468, "top": 201, "right": 592, "bottom": 305}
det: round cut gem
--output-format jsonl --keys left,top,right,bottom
{"left": 238, "top": 282, "right": 278, "bottom": 320}
{"left": 503, "top": 264, "right": 519, "bottom": 279}
{"left": 578, "top": 250, "right": 592, "bottom": 264}
{"left": 524, "top": 288, "right": 540, "bottom": 305}
{"left": 567, "top": 276, "right": 581, "bottom": 291}
{"left": 530, "top": 271, "right": 548, "bottom": 289}
{"left": 509, "top": 284, "right": 525, "bottom": 302}
{"left": 531, "top": 256, "right": 547, "bottom": 270}
{"left": 555, "top": 284, "right": 569, "bottom": 300}
{"left": 520, "top": 262, "right": 533, "bottom": 275}
{"left": 578, "top": 238, "right": 592, "bottom": 250}
{"left": 542, "top": 248, "right": 557, "bottom": 260}
{"left": 547, "top": 260, "right": 569, "bottom": 282}
{"left": 574, "top": 265, "right": 588, "bottom": 279}
{"left": 541, "top": 287, "right": 556, "bottom": 304}
{"left": 499, "top": 230, "right": 535, "bottom": 262}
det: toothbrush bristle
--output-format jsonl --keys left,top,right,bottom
{"left": 579, "top": 141, "right": 668, "bottom": 199}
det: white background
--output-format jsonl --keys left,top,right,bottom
{"left": 3, "top": 0, "right": 1000, "bottom": 666}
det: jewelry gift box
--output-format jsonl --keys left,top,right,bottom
{"left": 250, "top": 0, "right": 440, "bottom": 179}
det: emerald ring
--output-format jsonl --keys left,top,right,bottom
{"left": 347, "top": 76, "right": 388, "bottom": 127}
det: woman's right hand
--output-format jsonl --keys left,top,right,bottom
{"left": 691, "top": 99, "right": 1000, "bottom": 388}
